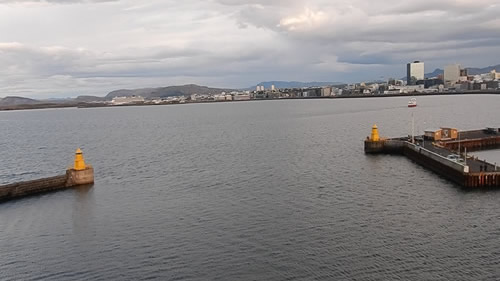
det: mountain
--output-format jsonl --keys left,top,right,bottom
{"left": 249, "top": 81, "right": 344, "bottom": 90}
{"left": 74, "top": 95, "right": 106, "bottom": 102}
{"left": 0, "top": 96, "right": 40, "bottom": 106}
{"left": 414, "top": 64, "right": 500, "bottom": 79}
{"left": 425, "top": 68, "right": 443, "bottom": 78}
{"left": 105, "top": 84, "right": 233, "bottom": 100}
{"left": 466, "top": 64, "right": 500, "bottom": 75}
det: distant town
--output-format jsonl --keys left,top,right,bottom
{"left": 103, "top": 61, "right": 500, "bottom": 106}
{"left": 102, "top": 61, "right": 500, "bottom": 106}
{"left": 1, "top": 61, "right": 499, "bottom": 110}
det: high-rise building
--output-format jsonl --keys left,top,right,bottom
{"left": 321, "top": 87, "right": 332, "bottom": 96}
{"left": 407, "top": 61, "right": 425, "bottom": 85}
{"left": 444, "top": 64, "right": 461, "bottom": 87}
{"left": 271, "top": 85, "right": 276, "bottom": 91}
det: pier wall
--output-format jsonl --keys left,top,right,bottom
{"left": 66, "top": 167, "right": 94, "bottom": 186}
{"left": 443, "top": 136, "right": 500, "bottom": 152}
{"left": 403, "top": 144, "right": 466, "bottom": 185}
{"left": 364, "top": 139, "right": 405, "bottom": 154}
{"left": 0, "top": 175, "right": 68, "bottom": 201}
{"left": 405, "top": 144, "right": 467, "bottom": 173}
{"left": 0, "top": 167, "right": 94, "bottom": 202}
{"left": 465, "top": 173, "right": 500, "bottom": 188}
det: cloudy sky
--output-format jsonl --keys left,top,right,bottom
{"left": 1, "top": 0, "right": 500, "bottom": 98}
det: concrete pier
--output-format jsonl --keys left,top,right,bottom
{"left": 66, "top": 167, "right": 95, "bottom": 187}
{"left": 0, "top": 149, "right": 94, "bottom": 202}
{"left": 364, "top": 126, "right": 500, "bottom": 188}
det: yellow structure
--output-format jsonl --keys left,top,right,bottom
{"left": 441, "top": 127, "right": 458, "bottom": 140}
{"left": 491, "top": 70, "right": 500, "bottom": 80}
{"left": 370, "top": 124, "right": 380, "bottom": 141}
{"left": 425, "top": 129, "right": 442, "bottom": 141}
{"left": 73, "top": 148, "right": 87, "bottom": 171}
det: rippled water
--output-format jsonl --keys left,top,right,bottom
{"left": 1, "top": 95, "right": 499, "bottom": 280}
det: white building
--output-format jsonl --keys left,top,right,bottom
{"left": 386, "top": 84, "right": 425, "bottom": 94}
{"left": 233, "top": 93, "right": 251, "bottom": 101}
{"left": 490, "top": 70, "right": 500, "bottom": 80}
{"left": 111, "top": 96, "right": 145, "bottom": 105}
{"left": 444, "top": 64, "right": 461, "bottom": 87}
{"left": 271, "top": 85, "right": 276, "bottom": 91}
{"left": 407, "top": 61, "right": 425, "bottom": 85}
{"left": 214, "top": 94, "right": 226, "bottom": 101}
{"left": 256, "top": 85, "right": 265, "bottom": 91}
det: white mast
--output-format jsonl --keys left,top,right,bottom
{"left": 411, "top": 111, "right": 415, "bottom": 144}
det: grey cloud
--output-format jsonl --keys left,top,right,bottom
{"left": 0, "top": 41, "right": 291, "bottom": 97}
{"left": 0, "top": 0, "right": 116, "bottom": 3}
{"left": 0, "top": 43, "right": 213, "bottom": 79}
{"left": 1, "top": 0, "right": 500, "bottom": 98}
{"left": 384, "top": 0, "right": 498, "bottom": 15}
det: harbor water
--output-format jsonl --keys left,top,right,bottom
{"left": 1, "top": 95, "right": 499, "bottom": 280}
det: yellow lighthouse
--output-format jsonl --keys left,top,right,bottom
{"left": 74, "top": 148, "right": 87, "bottom": 171}
{"left": 370, "top": 124, "right": 380, "bottom": 142}
{"left": 66, "top": 148, "right": 94, "bottom": 186}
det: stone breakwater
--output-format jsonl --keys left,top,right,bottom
{"left": 0, "top": 167, "right": 94, "bottom": 202}
{"left": 0, "top": 149, "right": 94, "bottom": 202}
{"left": 364, "top": 125, "right": 500, "bottom": 188}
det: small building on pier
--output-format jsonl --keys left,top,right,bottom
{"left": 424, "top": 129, "right": 442, "bottom": 141}
{"left": 424, "top": 128, "right": 458, "bottom": 141}
{"left": 441, "top": 127, "right": 458, "bottom": 140}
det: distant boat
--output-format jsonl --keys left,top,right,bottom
{"left": 408, "top": 98, "right": 417, "bottom": 107}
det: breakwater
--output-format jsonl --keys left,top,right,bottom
{"left": 0, "top": 149, "right": 94, "bottom": 202}
{"left": 365, "top": 125, "right": 500, "bottom": 188}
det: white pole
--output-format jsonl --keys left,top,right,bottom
{"left": 411, "top": 112, "right": 415, "bottom": 144}
{"left": 423, "top": 122, "right": 426, "bottom": 148}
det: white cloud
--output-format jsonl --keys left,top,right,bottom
{"left": 279, "top": 8, "right": 327, "bottom": 31}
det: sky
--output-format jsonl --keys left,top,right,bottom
{"left": 1, "top": 0, "right": 500, "bottom": 98}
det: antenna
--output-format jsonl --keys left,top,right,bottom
{"left": 458, "top": 130, "right": 461, "bottom": 157}
{"left": 411, "top": 111, "right": 415, "bottom": 144}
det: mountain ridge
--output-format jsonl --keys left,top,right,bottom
{"left": 247, "top": 81, "right": 344, "bottom": 90}
{"left": 105, "top": 84, "right": 234, "bottom": 100}
{"left": 0, "top": 96, "right": 40, "bottom": 106}
{"left": 2, "top": 63, "right": 499, "bottom": 103}
{"left": 409, "top": 64, "right": 500, "bottom": 79}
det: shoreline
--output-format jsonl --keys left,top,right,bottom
{"left": 1, "top": 90, "right": 499, "bottom": 112}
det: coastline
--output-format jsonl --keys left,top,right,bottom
{"left": 1, "top": 90, "right": 499, "bottom": 112}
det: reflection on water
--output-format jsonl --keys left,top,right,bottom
{"left": 72, "top": 184, "right": 95, "bottom": 235}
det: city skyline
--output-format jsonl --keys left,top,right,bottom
{"left": 1, "top": 0, "right": 500, "bottom": 98}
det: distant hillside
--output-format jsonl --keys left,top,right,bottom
{"left": 413, "top": 64, "right": 500, "bottom": 79}
{"left": 0, "top": 96, "right": 40, "bottom": 106}
{"left": 105, "top": 84, "right": 233, "bottom": 100}
{"left": 248, "top": 81, "right": 343, "bottom": 90}
{"left": 466, "top": 64, "right": 500, "bottom": 75}
{"left": 425, "top": 69, "right": 443, "bottom": 78}
{"left": 74, "top": 95, "right": 106, "bottom": 102}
